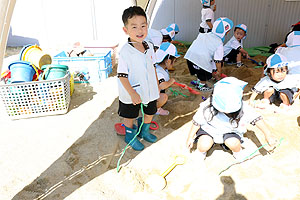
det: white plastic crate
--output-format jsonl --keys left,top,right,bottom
{"left": 0, "top": 72, "right": 71, "bottom": 119}
{"left": 52, "top": 49, "right": 112, "bottom": 83}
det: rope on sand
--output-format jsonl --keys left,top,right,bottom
{"left": 218, "top": 137, "right": 284, "bottom": 176}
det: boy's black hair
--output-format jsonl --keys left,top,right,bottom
{"left": 122, "top": 6, "right": 147, "bottom": 26}
{"left": 266, "top": 66, "right": 288, "bottom": 82}
{"left": 204, "top": 93, "right": 243, "bottom": 128}
{"left": 162, "top": 34, "right": 172, "bottom": 42}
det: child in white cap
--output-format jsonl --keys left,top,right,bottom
{"left": 161, "top": 23, "right": 180, "bottom": 43}
{"left": 223, "top": 24, "right": 250, "bottom": 67}
{"left": 199, "top": 0, "right": 216, "bottom": 33}
{"left": 186, "top": 77, "right": 277, "bottom": 161}
{"left": 249, "top": 53, "right": 300, "bottom": 109}
{"left": 185, "top": 17, "right": 233, "bottom": 91}
{"left": 155, "top": 42, "right": 180, "bottom": 115}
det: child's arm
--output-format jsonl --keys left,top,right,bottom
{"left": 255, "top": 119, "right": 278, "bottom": 148}
{"left": 159, "top": 78, "right": 175, "bottom": 90}
{"left": 213, "top": 62, "right": 222, "bottom": 80}
{"left": 239, "top": 48, "right": 249, "bottom": 58}
{"left": 119, "top": 77, "right": 142, "bottom": 105}
{"left": 186, "top": 123, "right": 199, "bottom": 149}
{"left": 206, "top": 20, "right": 213, "bottom": 29}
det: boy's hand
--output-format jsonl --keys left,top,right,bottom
{"left": 170, "top": 78, "right": 175, "bottom": 85}
{"left": 130, "top": 91, "right": 142, "bottom": 105}
{"left": 265, "top": 135, "right": 278, "bottom": 148}
{"left": 186, "top": 137, "right": 194, "bottom": 149}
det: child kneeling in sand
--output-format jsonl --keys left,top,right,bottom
{"left": 223, "top": 24, "right": 249, "bottom": 67}
{"left": 249, "top": 53, "right": 300, "bottom": 109}
{"left": 117, "top": 6, "right": 160, "bottom": 151}
{"left": 186, "top": 77, "right": 277, "bottom": 161}
{"left": 155, "top": 42, "right": 180, "bottom": 115}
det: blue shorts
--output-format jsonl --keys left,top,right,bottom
{"left": 270, "top": 89, "right": 294, "bottom": 104}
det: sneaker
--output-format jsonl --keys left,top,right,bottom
{"left": 190, "top": 79, "right": 200, "bottom": 86}
{"left": 196, "top": 84, "right": 212, "bottom": 92}
{"left": 236, "top": 62, "right": 244, "bottom": 68}
{"left": 225, "top": 61, "right": 237, "bottom": 65}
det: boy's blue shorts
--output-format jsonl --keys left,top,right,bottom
{"left": 118, "top": 100, "right": 157, "bottom": 119}
{"left": 270, "top": 89, "right": 294, "bottom": 104}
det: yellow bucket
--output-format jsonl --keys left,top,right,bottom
{"left": 19, "top": 44, "right": 52, "bottom": 69}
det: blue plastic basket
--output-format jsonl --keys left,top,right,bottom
{"left": 52, "top": 49, "right": 112, "bottom": 83}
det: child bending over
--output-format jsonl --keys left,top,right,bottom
{"left": 223, "top": 24, "right": 249, "bottom": 67}
{"left": 186, "top": 77, "right": 277, "bottom": 161}
{"left": 155, "top": 42, "right": 180, "bottom": 115}
{"left": 117, "top": 6, "right": 160, "bottom": 151}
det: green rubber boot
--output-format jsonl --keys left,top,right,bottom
{"left": 125, "top": 125, "right": 144, "bottom": 151}
{"left": 137, "top": 117, "right": 157, "bottom": 143}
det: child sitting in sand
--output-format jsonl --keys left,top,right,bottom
{"left": 186, "top": 77, "right": 277, "bottom": 161}
{"left": 117, "top": 6, "right": 160, "bottom": 151}
{"left": 185, "top": 17, "right": 233, "bottom": 91}
{"left": 199, "top": 0, "right": 216, "bottom": 33}
{"left": 155, "top": 42, "right": 180, "bottom": 115}
{"left": 223, "top": 24, "right": 249, "bottom": 67}
{"left": 249, "top": 53, "right": 300, "bottom": 109}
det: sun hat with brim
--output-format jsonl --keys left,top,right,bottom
{"left": 286, "top": 31, "right": 300, "bottom": 47}
{"left": 155, "top": 42, "right": 180, "bottom": 64}
{"left": 264, "top": 53, "right": 289, "bottom": 75}
{"left": 212, "top": 77, "right": 248, "bottom": 113}
{"left": 168, "top": 23, "right": 179, "bottom": 33}
{"left": 212, "top": 17, "right": 234, "bottom": 42}
{"left": 161, "top": 26, "right": 176, "bottom": 40}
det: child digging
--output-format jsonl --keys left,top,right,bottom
{"left": 117, "top": 6, "right": 160, "bottom": 151}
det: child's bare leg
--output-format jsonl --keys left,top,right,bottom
{"left": 157, "top": 93, "right": 168, "bottom": 108}
{"left": 263, "top": 88, "right": 274, "bottom": 100}
{"left": 236, "top": 52, "right": 242, "bottom": 63}
{"left": 280, "top": 92, "right": 290, "bottom": 106}
{"left": 123, "top": 118, "right": 135, "bottom": 128}
{"left": 224, "top": 137, "right": 241, "bottom": 153}
{"left": 197, "top": 135, "right": 214, "bottom": 152}
{"left": 143, "top": 114, "right": 153, "bottom": 124}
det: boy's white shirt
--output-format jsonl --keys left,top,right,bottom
{"left": 145, "top": 28, "right": 162, "bottom": 48}
{"left": 184, "top": 32, "right": 223, "bottom": 73}
{"left": 193, "top": 99, "right": 261, "bottom": 144}
{"left": 117, "top": 41, "right": 159, "bottom": 104}
{"left": 155, "top": 64, "right": 170, "bottom": 82}
{"left": 253, "top": 74, "right": 299, "bottom": 93}
{"left": 200, "top": 8, "right": 214, "bottom": 30}
{"left": 223, "top": 36, "right": 244, "bottom": 57}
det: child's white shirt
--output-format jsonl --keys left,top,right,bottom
{"left": 145, "top": 29, "right": 162, "bottom": 48}
{"left": 155, "top": 64, "right": 170, "bottom": 83}
{"left": 223, "top": 36, "right": 244, "bottom": 57}
{"left": 117, "top": 41, "right": 159, "bottom": 104}
{"left": 253, "top": 74, "right": 299, "bottom": 93}
{"left": 184, "top": 32, "right": 223, "bottom": 73}
{"left": 200, "top": 8, "right": 214, "bottom": 30}
{"left": 193, "top": 99, "right": 261, "bottom": 144}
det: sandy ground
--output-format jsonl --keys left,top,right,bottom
{"left": 0, "top": 46, "right": 300, "bottom": 200}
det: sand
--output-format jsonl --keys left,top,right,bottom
{"left": 0, "top": 46, "right": 300, "bottom": 200}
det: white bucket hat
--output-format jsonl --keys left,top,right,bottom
{"left": 212, "top": 77, "right": 248, "bottom": 113}
{"left": 212, "top": 17, "right": 234, "bottom": 42}
{"left": 155, "top": 42, "right": 180, "bottom": 64}
{"left": 161, "top": 23, "right": 178, "bottom": 40}
{"left": 286, "top": 31, "right": 300, "bottom": 47}
{"left": 264, "top": 53, "right": 289, "bottom": 75}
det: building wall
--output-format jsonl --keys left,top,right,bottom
{"left": 150, "top": 0, "right": 300, "bottom": 48}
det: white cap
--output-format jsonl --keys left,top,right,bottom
{"left": 201, "top": 0, "right": 211, "bottom": 7}
{"left": 155, "top": 42, "right": 180, "bottom": 63}
{"left": 235, "top": 24, "right": 247, "bottom": 39}
{"left": 212, "top": 77, "right": 248, "bottom": 113}
{"left": 161, "top": 26, "right": 176, "bottom": 40}
{"left": 264, "top": 53, "right": 288, "bottom": 75}
{"left": 286, "top": 31, "right": 300, "bottom": 47}
{"left": 212, "top": 17, "right": 234, "bottom": 42}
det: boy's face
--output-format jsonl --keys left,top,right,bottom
{"left": 270, "top": 67, "right": 288, "bottom": 82}
{"left": 234, "top": 28, "right": 246, "bottom": 41}
{"left": 123, "top": 15, "right": 148, "bottom": 43}
{"left": 211, "top": 0, "right": 215, "bottom": 5}
{"left": 166, "top": 58, "right": 176, "bottom": 69}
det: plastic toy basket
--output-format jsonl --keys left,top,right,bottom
{"left": 52, "top": 49, "right": 112, "bottom": 83}
{"left": 0, "top": 72, "right": 71, "bottom": 120}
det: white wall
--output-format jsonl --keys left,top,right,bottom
{"left": 7, "top": 0, "right": 134, "bottom": 48}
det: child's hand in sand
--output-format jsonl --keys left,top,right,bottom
{"left": 255, "top": 99, "right": 270, "bottom": 109}
{"left": 186, "top": 137, "right": 194, "bottom": 149}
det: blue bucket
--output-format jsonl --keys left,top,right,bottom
{"left": 8, "top": 61, "right": 36, "bottom": 83}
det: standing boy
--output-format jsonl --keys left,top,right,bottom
{"left": 199, "top": 0, "right": 216, "bottom": 33}
{"left": 117, "top": 6, "right": 160, "bottom": 151}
